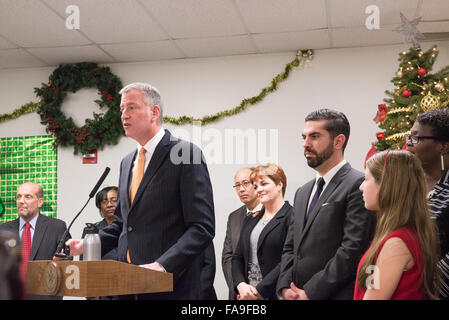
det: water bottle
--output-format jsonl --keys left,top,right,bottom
{"left": 83, "top": 223, "right": 101, "bottom": 261}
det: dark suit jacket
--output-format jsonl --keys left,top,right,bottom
{"left": 232, "top": 201, "right": 293, "bottom": 299}
{"left": 0, "top": 214, "right": 69, "bottom": 300}
{"left": 199, "top": 242, "right": 217, "bottom": 300}
{"left": 99, "top": 130, "right": 215, "bottom": 300}
{"left": 277, "top": 163, "right": 375, "bottom": 300}
{"left": 222, "top": 205, "right": 247, "bottom": 299}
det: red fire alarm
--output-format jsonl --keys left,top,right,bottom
{"left": 82, "top": 149, "right": 98, "bottom": 164}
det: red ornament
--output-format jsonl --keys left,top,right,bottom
{"left": 402, "top": 89, "right": 412, "bottom": 98}
{"left": 373, "top": 104, "right": 388, "bottom": 123}
{"left": 376, "top": 132, "right": 385, "bottom": 141}
{"left": 417, "top": 67, "right": 427, "bottom": 77}
{"left": 365, "top": 145, "right": 377, "bottom": 166}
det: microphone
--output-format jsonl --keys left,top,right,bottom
{"left": 89, "top": 167, "right": 110, "bottom": 198}
{"left": 54, "top": 167, "right": 111, "bottom": 258}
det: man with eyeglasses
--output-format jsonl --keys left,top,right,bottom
{"left": 222, "top": 167, "right": 262, "bottom": 299}
{"left": 81, "top": 186, "right": 118, "bottom": 261}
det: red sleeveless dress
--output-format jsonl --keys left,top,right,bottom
{"left": 354, "top": 228, "right": 423, "bottom": 300}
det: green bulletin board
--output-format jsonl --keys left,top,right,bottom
{"left": 0, "top": 135, "right": 57, "bottom": 223}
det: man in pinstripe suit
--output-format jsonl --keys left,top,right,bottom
{"left": 67, "top": 83, "right": 215, "bottom": 300}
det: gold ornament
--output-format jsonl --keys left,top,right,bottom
{"left": 387, "top": 106, "right": 414, "bottom": 115}
{"left": 434, "top": 82, "right": 444, "bottom": 92}
{"left": 386, "top": 131, "right": 410, "bottom": 141}
{"left": 420, "top": 92, "right": 441, "bottom": 111}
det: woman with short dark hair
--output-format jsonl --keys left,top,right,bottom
{"left": 407, "top": 109, "right": 449, "bottom": 299}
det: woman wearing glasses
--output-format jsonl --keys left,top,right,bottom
{"left": 406, "top": 109, "right": 449, "bottom": 299}
{"left": 81, "top": 186, "right": 118, "bottom": 261}
{"left": 232, "top": 163, "right": 293, "bottom": 300}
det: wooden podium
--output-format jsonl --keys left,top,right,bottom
{"left": 26, "top": 260, "right": 173, "bottom": 297}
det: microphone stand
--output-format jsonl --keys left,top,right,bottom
{"left": 54, "top": 197, "right": 92, "bottom": 259}
{"left": 54, "top": 167, "right": 110, "bottom": 259}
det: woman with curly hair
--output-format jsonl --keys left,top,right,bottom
{"left": 406, "top": 109, "right": 449, "bottom": 299}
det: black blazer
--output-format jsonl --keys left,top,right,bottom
{"left": 232, "top": 201, "right": 293, "bottom": 299}
{"left": 99, "top": 130, "right": 215, "bottom": 300}
{"left": 277, "top": 163, "right": 375, "bottom": 300}
{"left": 0, "top": 214, "right": 70, "bottom": 300}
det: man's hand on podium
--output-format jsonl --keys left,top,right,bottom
{"left": 139, "top": 262, "right": 166, "bottom": 272}
{"left": 65, "top": 239, "right": 84, "bottom": 256}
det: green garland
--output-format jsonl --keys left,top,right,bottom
{"left": 34, "top": 62, "right": 124, "bottom": 155}
{"left": 0, "top": 101, "right": 41, "bottom": 124}
{"left": 164, "top": 54, "right": 304, "bottom": 125}
{"left": 3, "top": 52, "right": 310, "bottom": 153}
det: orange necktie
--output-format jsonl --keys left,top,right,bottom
{"left": 130, "top": 147, "right": 146, "bottom": 204}
{"left": 127, "top": 147, "right": 146, "bottom": 263}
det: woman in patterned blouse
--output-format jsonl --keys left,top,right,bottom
{"left": 406, "top": 109, "right": 449, "bottom": 299}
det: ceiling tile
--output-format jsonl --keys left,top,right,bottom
{"left": 253, "top": 29, "right": 330, "bottom": 53}
{"left": 0, "top": 35, "right": 18, "bottom": 49}
{"left": 0, "top": 0, "right": 91, "bottom": 47}
{"left": 175, "top": 35, "right": 255, "bottom": 58}
{"left": 420, "top": 21, "right": 449, "bottom": 33}
{"left": 332, "top": 26, "right": 404, "bottom": 48}
{"left": 27, "top": 45, "right": 114, "bottom": 66}
{"left": 140, "top": 0, "right": 246, "bottom": 38}
{"left": 0, "top": 49, "right": 47, "bottom": 69}
{"left": 236, "top": 0, "right": 327, "bottom": 33}
{"left": 101, "top": 41, "right": 184, "bottom": 62}
{"left": 42, "top": 0, "right": 168, "bottom": 43}
{"left": 328, "top": 0, "right": 419, "bottom": 28}
{"left": 420, "top": 0, "right": 449, "bottom": 21}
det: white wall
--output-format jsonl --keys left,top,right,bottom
{"left": 1, "top": 41, "right": 448, "bottom": 299}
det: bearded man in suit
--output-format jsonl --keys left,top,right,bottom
{"left": 277, "top": 109, "right": 375, "bottom": 300}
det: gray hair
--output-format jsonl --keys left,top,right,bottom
{"left": 119, "top": 82, "right": 164, "bottom": 124}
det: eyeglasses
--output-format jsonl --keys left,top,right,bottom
{"left": 101, "top": 198, "right": 117, "bottom": 205}
{"left": 405, "top": 134, "right": 439, "bottom": 145}
{"left": 233, "top": 181, "right": 252, "bottom": 190}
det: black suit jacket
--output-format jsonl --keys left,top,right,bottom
{"left": 99, "top": 130, "right": 215, "bottom": 299}
{"left": 277, "top": 163, "right": 375, "bottom": 300}
{"left": 232, "top": 201, "right": 293, "bottom": 299}
{"left": 199, "top": 242, "right": 217, "bottom": 300}
{"left": 0, "top": 214, "right": 69, "bottom": 300}
{"left": 222, "top": 205, "right": 247, "bottom": 299}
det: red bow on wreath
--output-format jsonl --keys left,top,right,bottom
{"left": 373, "top": 104, "right": 388, "bottom": 124}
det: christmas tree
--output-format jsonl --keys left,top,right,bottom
{"left": 370, "top": 45, "right": 449, "bottom": 153}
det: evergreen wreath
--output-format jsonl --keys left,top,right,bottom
{"left": 34, "top": 62, "right": 124, "bottom": 155}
